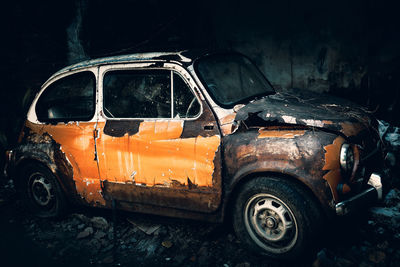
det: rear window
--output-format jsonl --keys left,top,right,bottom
{"left": 36, "top": 71, "right": 95, "bottom": 122}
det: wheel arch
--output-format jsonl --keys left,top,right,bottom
{"left": 15, "top": 157, "right": 70, "bottom": 199}
{"left": 224, "top": 170, "right": 332, "bottom": 223}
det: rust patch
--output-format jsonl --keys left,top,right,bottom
{"left": 219, "top": 113, "right": 236, "bottom": 135}
{"left": 322, "top": 136, "right": 345, "bottom": 201}
{"left": 258, "top": 129, "right": 306, "bottom": 139}
{"left": 322, "top": 120, "right": 333, "bottom": 125}
{"left": 340, "top": 122, "right": 364, "bottom": 137}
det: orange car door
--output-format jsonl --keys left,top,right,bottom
{"left": 95, "top": 65, "right": 222, "bottom": 212}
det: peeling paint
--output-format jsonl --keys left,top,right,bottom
{"left": 282, "top": 115, "right": 297, "bottom": 124}
{"left": 219, "top": 113, "right": 236, "bottom": 135}
{"left": 301, "top": 119, "right": 325, "bottom": 128}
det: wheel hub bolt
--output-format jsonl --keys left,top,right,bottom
{"left": 266, "top": 217, "right": 277, "bottom": 229}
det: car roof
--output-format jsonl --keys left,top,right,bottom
{"left": 48, "top": 51, "right": 197, "bottom": 81}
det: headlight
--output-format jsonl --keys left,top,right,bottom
{"left": 339, "top": 143, "right": 354, "bottom": 174}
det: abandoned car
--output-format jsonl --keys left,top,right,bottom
{"left": 4, "top": 51, "right": 385, "bottom": 259}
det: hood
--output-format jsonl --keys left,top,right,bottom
{"left": 235, "top": 89, "right": 376, "bottom": 137}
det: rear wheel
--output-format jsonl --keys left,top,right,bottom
{"left": 233, "top": 176, "right": 322, "bottom": 260}
{"left": 19, "top": 163, "right": 66, "bottom": 218}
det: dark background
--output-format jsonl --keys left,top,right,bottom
{"left": 0, "top": 0, "right": 399, "bottom": 151}
{"left": 0, "top": 1, "right": 400, "bottom": 266}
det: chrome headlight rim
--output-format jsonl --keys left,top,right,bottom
{"left": 339, "top": 143, "right": 355, "bottom": 175}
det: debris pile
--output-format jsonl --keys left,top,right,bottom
{"left": 379, "top": 120, "right": 400, "bottom": 185}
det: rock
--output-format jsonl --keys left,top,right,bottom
{"left": 377, "top": 227, "right": 385, "bottom": 235}
{"left": 102, "top": 255, "right": 114, "bottom": 264}
{"left": 370, "top": 207, "right": 400, "bottom": 229}
{"left": 69, "top": 218, "right": 80, "bottom": 226}
{"left": 368, "top": 250, "right": 386, "bottom": 264}
{"left": 313, "top": 249, "right": 336, "bottom": 267}
{"left": 87, "top": 239, "right": 102, "bottom": 250}
{"left": 161, "top": 240, "right": 173, "bottom": 248}
{"left": 383, "top": 188, "right": 400, "bottom": 207}
{"left": 174, "top": 254, "right": 186, "bottom": 265}
{"left": 94, "top": 230, "right": 106, "bottom": 240}
{"left": 72, "top": 213, "right": 90, "bottom": 224}
{"left": 359, "top": 261, "right": 373, "bottom": 267}
{"left": 76, "top": 227, "right": 94, "bottom": 239}
{"left": 235, "top": 262, "right": 250, "bottom": 267}
{"left": 335, "top": 257, "right": 354, "bottom": 267}
{"left": 377, "top": 241, "right": 389, "bottom": 250}
{"left": 102, "top": 244, "right": 114, "bottom": 252}
{"left": 90, "top": 216, "right": 109, "bottom": 230}
{"left": 127, "top": 218, "right": 160, "bottom": 235}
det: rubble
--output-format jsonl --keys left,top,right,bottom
{"left": 90, "top": 216, "right": 109, "bottom": 230}
{"left": 76, "top": 226, "right": 94, "bottom": 239}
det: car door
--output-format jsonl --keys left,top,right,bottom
{"left": 95, "top": 63, "right": 222, "bottom": 213}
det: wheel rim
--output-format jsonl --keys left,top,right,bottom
{"left": 244, "top": 193, "right": 298, "bottom": 254}
{"left": 29, "top": 172, "right": 54, "bottom": 207}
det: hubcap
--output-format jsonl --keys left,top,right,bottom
{"left": 30, "top": 173, "right": 53, "bottom": 206}
{"left": 244, "top": 194, "right": 298, "bottom": 254}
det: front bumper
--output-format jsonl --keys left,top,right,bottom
{"left": 336, "top": 173, "right": 383, "bottom": 216}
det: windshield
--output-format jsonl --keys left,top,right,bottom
{"left": 195, "top": 53, "right": 274, "bottom": 108}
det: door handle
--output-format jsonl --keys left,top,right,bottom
{"left": 204, "top": 124, "right": 214, "bottom": 130}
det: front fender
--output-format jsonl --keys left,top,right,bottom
{"left": 223, "top": 128, "right": 339, "bottom": 214}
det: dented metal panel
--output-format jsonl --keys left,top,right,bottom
{"left": 234, "top": 89, "right": 373, "bottom": 137}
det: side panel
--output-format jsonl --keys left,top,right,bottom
{"left": 17, "top": 120, "right": 103, "bottom": 205}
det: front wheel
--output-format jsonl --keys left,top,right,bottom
{"left": 233, "top": 176, "right": 322, "bottom": 260}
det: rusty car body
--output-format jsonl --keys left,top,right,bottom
{"left": 4, "top": 50, "right": 385, "bottom": 259}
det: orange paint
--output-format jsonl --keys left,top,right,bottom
{"left": 26, "top": 121, "right": 104, "bottom": 205}
{"left": 258, "top": 129, "right": 306, "bottom": 139}
{"left": 342, "top": 183, "right": 351, "bottom": 194}
{"left": 322, "top": 136, "right": 345, "bottom": 201}
{"left": 322, "top": 120, "right": 333, "bottom": 125}
{"left": 97, "top": 120, "right": 221, "bottom": 188}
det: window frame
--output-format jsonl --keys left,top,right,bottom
{"left": 99, "top": 63, "right": 203, "bottom": 121}
{"left": 34, "top": 70, "right": 97, "bottom": 123}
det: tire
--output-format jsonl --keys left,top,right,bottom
{"left": 19, "top": 163, "right": 67, "bottom": 218}
{"left": 233, "top": 176, "right": 322, "bottom": 260}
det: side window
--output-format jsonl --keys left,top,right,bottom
{"left": 36, "top": 71, "right": 95, "bottom": 122}
{"left": 103, "top": 69, "right": 200, "bottom": 119}
{"left": 173, "top": 73, "right": 201, "bottom": 118}
{"left": 104, "top": 70, "right": 171, "bottom": 118}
